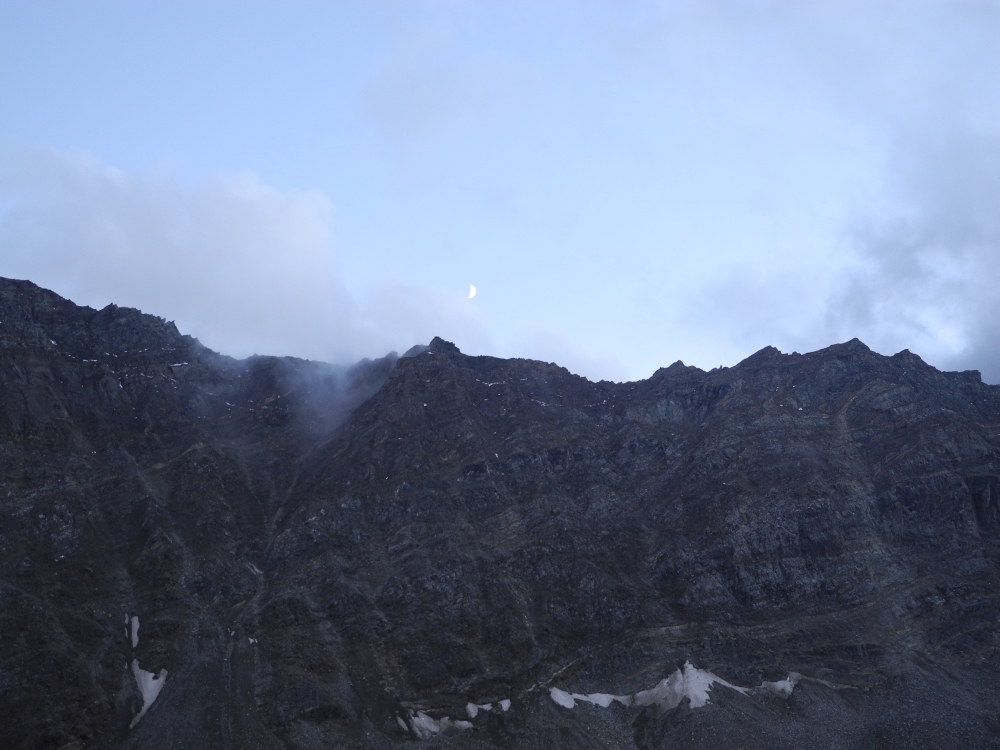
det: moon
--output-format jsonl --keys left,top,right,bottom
{"left": 469, "top": 284, "right": 477, "bottom": 299}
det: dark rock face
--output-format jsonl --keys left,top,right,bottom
{"left": 2, "top": 278, "right": 1000, "bottom": 750}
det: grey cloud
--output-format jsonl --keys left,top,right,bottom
{"left": 687, "top": 127, "right": 1000, "bottom": 383}
{"left": 825, "top": 129, "right": 1000, "bottom": 381}
{"left": 658, "top": 2, "right": 1000, "bottom": 382}
{"left": 0, "top": 143, "right": 489, "bottom": 364}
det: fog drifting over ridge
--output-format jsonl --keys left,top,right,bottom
{"left": 4, "top": 135, "right": 1000, "bottom": 383}
{"left": 0, "top": 144, "right": 492, "bottom": 368}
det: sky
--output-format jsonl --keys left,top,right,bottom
{"left": 2, "top": 0, "right": 1000, "bottom": 383}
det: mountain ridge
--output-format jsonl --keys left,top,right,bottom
{"left": 1, "top": 278, "right": 999, "bottom": 749}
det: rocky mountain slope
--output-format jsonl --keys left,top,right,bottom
{"left": 1, "top": 277, "right": 999, "bottom": 749}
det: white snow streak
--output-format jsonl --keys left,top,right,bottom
{"left": 408, "top": 696, "right": 510, "bottom": 738}
{"left": 129, "top": 660, "right": 168, "bottom": 728}
{"left": 547, "top": 662, "right": 817, "bottom": 715}
{"left": 633, "top": 662, "right": 747, "bottom": 710}
{"left": 406, "top": 659, "right": 816, "bottom": 742}
{"left": 760, "top": 672, "right": 802, "bottom": 698}
{"left": 549, "top": 688, "right": 576, "bottom": 708}
{"left": 550, "top": 661, "right": 749, "bottom": 713}
{"left": 549, "top": 687, "right": 630, "bottom": 709}
{"left": 465, "top": 701, "right": 495, "bottom": 718}
{"left": 404, "top": 711, "right": 472, "bottom": 739}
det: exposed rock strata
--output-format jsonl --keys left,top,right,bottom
{"left": 1, "top": 277, "right": 999, "bottom": 749}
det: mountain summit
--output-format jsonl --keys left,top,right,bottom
{"left": 1, "top": 278, "right": 999, "bottom": 749}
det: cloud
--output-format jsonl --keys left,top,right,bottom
{"left": 0, "top": 143, "right": 489, "bottom": 363}
{"left": 652, "top": 2, "right": 1000, "bottom": 382}
{"left": 824, "top": 128, "right": 1000, "bottom": 381}
{"left": 685, "top": 125, "right": 1000, "bottom": 383}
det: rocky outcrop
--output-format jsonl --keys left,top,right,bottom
{"left": 1, "top": 278, "right": 999, "bottom": 749}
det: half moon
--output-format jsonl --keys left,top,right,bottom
{"left": 469, "top": 284, "right": 477, "bottom": 299}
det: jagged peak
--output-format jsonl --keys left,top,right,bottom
{"left": 734, "top": 345, "right": 786, "bottom": 369}
{"left": 651, "top": 360, "right": 700, "bottom": 377}
{"left": 891, "top": 348, "right": 926, "bottom": 366}
{"left": 428, "top": 336, "right": 461, "bottom": 355}
{"left": 825, "top": 338, "right": 873, "bottom": 355}
{"left": 0, "top": 276, "right": 192, "bottom": 356}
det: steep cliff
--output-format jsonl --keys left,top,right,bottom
{"left": 2, "top": 278, "right": 999, "bottom": 749}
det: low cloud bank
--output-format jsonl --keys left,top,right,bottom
{"left": 0, "top": 144, "right": 488, "bottom": 365}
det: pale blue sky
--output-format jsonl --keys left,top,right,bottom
{"left": 2, "top": 1, "right": 1000, "bottom": 381}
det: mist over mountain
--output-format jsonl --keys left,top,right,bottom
{"left": 2, "top": 277, "right": 1000, "bottom": 750}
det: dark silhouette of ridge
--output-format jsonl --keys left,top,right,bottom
{"left": 1, "top": 277, "right": 999, "bottom": 750}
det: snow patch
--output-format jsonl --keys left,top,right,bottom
{"left": 578, "top": 693, "right": 627, "bottom": 708}
{"left": 634, "top": 662, "right": 746, "bottom": 710}
{"left": 550, "top": 661, "right": 746, "bottom": 713}
{"left": 466, "top": 701, "right": 494, "bottom": 718}
{"left": 129, "top": 660, "right": 168, "bottom": 727}
{"left": 549, "top": 687, "right": 629, "bottom": 709}
{"left": 405, "top": 711, "right": 472, "bottom": 739}
{"left": 398, "top": 692, "right": 508, "bottom": 739}
{"left": 549, "top": 688, "right": 576, "bottom": 708}
{"left": 130, "top": 616, "right": 139, "bottom": 649}
{"left": 759, "top": 673, "right": 802, "bottom": 698}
